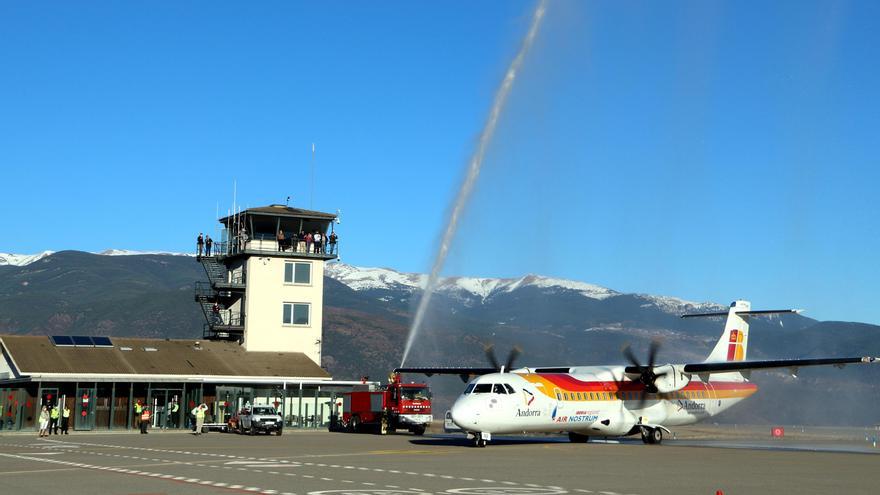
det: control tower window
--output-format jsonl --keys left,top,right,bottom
{"left": 284, "top": 262, "right": 312, "bottom": 285}
{"left": 282, "top": 302, "right": 311, "bottom": 326}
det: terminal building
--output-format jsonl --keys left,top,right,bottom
{"left": 0, "top": 204, "right": 368, "bottom": 432}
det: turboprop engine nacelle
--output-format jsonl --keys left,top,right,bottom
{"left": 652, "top": 365, "right": 690, "bottom": 394}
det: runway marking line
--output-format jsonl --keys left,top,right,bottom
{"left": 0, "top": 451, "right": 295, "bottom": 494}
{"left": 3, "top": 440, "right": 616, "bottom": 495}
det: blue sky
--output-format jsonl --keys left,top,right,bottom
{"left": 1, "top": 1, "right": 878, "bottom": 324}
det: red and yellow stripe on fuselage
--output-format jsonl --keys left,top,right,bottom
{"left": 515, "top": 372, "right": 758, "bottom": 402}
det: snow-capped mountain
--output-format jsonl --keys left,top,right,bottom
{"left": 324, "top": 262, "right": 721, "bottom": 315}
{"left": 98, "top": 249, "right": 192, "bottom": 257}
{"left": 0, "top": 251, "right": 55, "bottom": 267}
{"left": 0, "top": 249, "right": 190, "bottom": 266}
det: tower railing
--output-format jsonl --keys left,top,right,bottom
{"left": 206, "top": 236, "right": 339, "bottom": 259}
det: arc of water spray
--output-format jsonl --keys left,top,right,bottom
{"left": 401, "top": 0, "right": 548, "bottom": 367}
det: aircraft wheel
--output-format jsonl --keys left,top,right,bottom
{"left": 651, "top": 428, "right": 663, "bottom": 445}
{"left": 473, "top": 433, "right": 488, "bottom": 448}
{"left": 640, "top": 428, "right": 650, "bottom": 444}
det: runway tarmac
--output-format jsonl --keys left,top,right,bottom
{"left": 0, "top": 429, "right": 876, "bottom": 495}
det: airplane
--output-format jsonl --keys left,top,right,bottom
{"left": 396, "top": 300, "right": 879, "bottom": 447}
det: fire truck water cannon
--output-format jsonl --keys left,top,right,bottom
{"left": 335, "top": 372, "right": 433, "bottom": 435}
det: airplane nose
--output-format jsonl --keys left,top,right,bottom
{"left": 451, "top": 400, "right": 476, "bottom": 428}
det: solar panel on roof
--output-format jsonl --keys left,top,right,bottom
{"left": 91, "top": 336, "right": 113, "bottom": 347}
{"left": 49, "top": 335, "right": 74, "bottom": 346}
{"left": 72, "top": 335, "right": 93, "bottom": 346}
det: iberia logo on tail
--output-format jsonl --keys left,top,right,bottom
{"left": 727, "top": 329, "right": 745, "bottom": 361}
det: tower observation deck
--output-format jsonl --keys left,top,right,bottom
{"left": 194, "top": 204, "right": 338, "bottom": 365}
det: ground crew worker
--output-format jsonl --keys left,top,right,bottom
{"left": 140, "top": 408, "right": 151, "bottom": 434}
{"left": 49, "top": 405, "right": 60, "bottom": 434}
{"left": 193, "top": 404, "right": 206, "bottom": 435}
{"left": 61, "top": 405, "right": 71, "bottom": 434}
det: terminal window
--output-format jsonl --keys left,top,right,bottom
{"left": 284, "top": 262, "right": 312, "bottom": 285}
{"left": 282, "top": 302, "right": 311, "bottom": 326}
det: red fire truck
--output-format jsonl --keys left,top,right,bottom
{"left": 340, "top": 373, "right": 433, "bottom": 435}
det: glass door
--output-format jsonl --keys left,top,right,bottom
{"left": 74, "top": 387, "right": 96, "bottom": 430}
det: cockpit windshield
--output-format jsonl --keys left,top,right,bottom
{"left": 401, "top": 386, "right": 430, "bottom": 400}
{"left": 473, "top": 384, "right": 492, "bottom": 394}
{"left": 467, "top": 383, "right": 515, "bottom": 394}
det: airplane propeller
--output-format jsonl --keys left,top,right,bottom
{"left": 484, "top": 344, "right": 522, "bottom": 373}
{"left": 622, "top": 339, "right": 669, "bottom": 408}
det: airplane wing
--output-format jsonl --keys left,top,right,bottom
{"left": 681, "top": 356, "right": 877, "bottom": 374}
{"left": 394, "top": 367, "right": 498, "bottom": 377}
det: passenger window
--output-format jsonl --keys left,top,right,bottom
{"left": 556, "top": 392, "right": 562, "bottom": 400}
{"left": 473, "top": 384, "right": 492, "bottom": 394}
{"left": 493, "top": 384, "right": 506, "bottom": 394}
{"left": 589, "top": 393, "right": 595, "bottom": 400}
{"left": 563, "top": 393, "right": 569, "bottom": 401}
{"left": 504, "top": 384, "right": 516, "bottom": 394}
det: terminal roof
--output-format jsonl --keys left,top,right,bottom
{"left": 0, "top": 335, "right": 330, "bottom": 381}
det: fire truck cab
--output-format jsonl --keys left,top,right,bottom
{"left": 341, "top": 373, "right": 432, "bottom": 435}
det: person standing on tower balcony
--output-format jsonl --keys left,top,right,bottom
{"left": 305, "top": 232, "right": 313, "bottom": 253}
{"left": 328, "top": 231, "right": 338, "bottom": 255}
{"left": 277, "top": 229, "right": 286, "bottom": 251}
{"left": 205, "top": 235, "right": 213, "bottom": 256}
{"left": 314, "top": 231, "right": 323, "bottom": 254}
{"left": 297, "top": 231, "right": 305, "bottom": 253}
{"left": 196, "top": 233, "right": 204, "bottom": 258}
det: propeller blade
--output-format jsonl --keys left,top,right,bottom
{"left": 505, "top": 346, "right": 522, "bottom": 371}
{"left": 647, "top": 339, "right": 660, "bottom": 369}
{"left": 622, "top": 344, "right": 642, "bottom": 370}
{"left": 484, "top": 344, "right": 501, "bottom": 370}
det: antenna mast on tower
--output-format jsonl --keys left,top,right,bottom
{"left": 310, "top": 143, "right": 315, "bottom": 209}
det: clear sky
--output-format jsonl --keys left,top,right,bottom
{"left": 2, "top": 1, "right": 878, "bottom": 324}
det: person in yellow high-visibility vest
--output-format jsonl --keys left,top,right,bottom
{"left": 194, "top": 404, "right": 206, "bottom": 435}
{"left": 49, "top": 406, "right": 60, "bottom": 435}
{"left": 133, "top": 401, "right": 143, "bottom": 432}
{"left": 61, "top": 406, "right": 71, "bottom": 434}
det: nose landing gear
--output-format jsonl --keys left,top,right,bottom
{"left": 468, "top": 431, "right": 491, "bottom": 447}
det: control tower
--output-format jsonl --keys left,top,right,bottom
{"left": 194, "top": 204, "right": 338, "bottom": 365}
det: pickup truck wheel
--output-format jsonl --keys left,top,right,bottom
{"left": 412, "top": 425, "right": 426, "bottom": 436}
{"left": 249, "top": 426, "right": 256, "bottom": 436}
{"left": 276, "top": 429, "right": 283, "bottom": 436}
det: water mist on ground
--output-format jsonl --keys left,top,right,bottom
{"left": 400, "top": 0, "right": 548, "bottom": 367}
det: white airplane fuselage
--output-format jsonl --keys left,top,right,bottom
{"left": 450, "top": 366, "right": 757, "bottom": 437}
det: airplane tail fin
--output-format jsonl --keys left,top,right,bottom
{"left": 682, "top": 300, "right": 803, "bottom": 363}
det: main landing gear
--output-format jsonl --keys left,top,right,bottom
{"left": 469, "top": 432, "right": 490, "bottom": 448}
{"left": 640, "top": 426, "right": 663, "bottom": 445}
